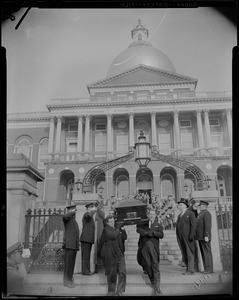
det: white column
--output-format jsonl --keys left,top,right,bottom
{"left": 129, "top": 113, "right": 135, "bottom": 147}
{"left": 151, "top": 112, "right": 157, "bottom": 147}
{"left": 226, "top": 108, "right": 232, "bottom": 146}
{"left": 107, "top": 114, "right": 113, "bottom": 152}
{"left": 196, "top": 109, "right": 205, "bottom": 148}
{"left": 84, "top": 115, "right": 91, "bottom": 153}
{"left": 55, "top": 116, "right": 62, "bottom": 153}
{"left": 48, "top": 116, "right": 55, "bottom": 153}
{"left": 77, "top": 115, "right": 83, "bottom": 153}
{"left": 173, "top": 111, "right": 180, "bottom": 149}
{"left": 204, "top": 109, "right": 211, "bottom": 148}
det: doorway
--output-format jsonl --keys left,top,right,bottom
{"left": 139, "top": 189, "right": 152, "bottom": 204}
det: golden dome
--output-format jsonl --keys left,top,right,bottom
{"left": 107, "top": 19, "right": 176, "bottom": 77}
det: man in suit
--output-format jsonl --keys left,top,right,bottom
{"left": 62, "top": 204, "right": 80, "bottom": 288}
{"left": 100, "top": 215, "right": 127, "bottom": 296}
{"left": 80, "top": 202, "right": 97, "bottom": 275}
{"left": 176, "top": 198, "right": 197, "bottom": 275}
{"left": 195, "top": 200, "right": 213, "bottom": 274}
{"left": 136, "top": 208, "right": 164, "bottom": 295}
{"left": 6, "top": 242, "right": 25, "bottom": 295}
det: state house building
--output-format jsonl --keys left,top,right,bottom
{"left": 7, "top": 20, "right": 232, "bottom": 208}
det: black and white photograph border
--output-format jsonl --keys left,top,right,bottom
{"left": 3, "top": 0, "right": 236, "bottom": 298}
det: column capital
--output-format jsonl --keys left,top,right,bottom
{"left": 150, "top": 112, "right": 157, "bottom": 117}
{"left": 77, "top": 115, "right": 83, "bottom": 120}
{"left": 107, "top": 113, "right": 113, "bottom": 119}
{"left": 196, "top": 109, "right": 202, "bottom": 115}
{"left": 50, "top": 116, "right": 56, "bottom": 122}
{"left": 56, "top": 116, "right": 63, "bottom": 122}
{"left": 226, "top": 108, "right": 232, "bottom": 114}
{"left": 128, "top": 112, "right": 135, "bottom": 117}
{"left": 84, "top": 114, "right": 92, "bottom": 120}
{"left": 203, "top": 109, "right": 209, "bottom": 114}
{"left": 173, "top": 110, "right": 179, "bottom": 117}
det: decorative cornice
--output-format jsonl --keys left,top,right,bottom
{"left": 46, "top": 97, "right": 232, "bottom": 111}
{"left": 7, "top": 117, "right": 50, "bottom": 123}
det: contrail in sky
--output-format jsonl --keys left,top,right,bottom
{"left": 149, "top": 9, "right": 169, "bottom": 41}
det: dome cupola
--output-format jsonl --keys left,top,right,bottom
{"left": 107, "top": 19, "right": 176, "bottom": 77}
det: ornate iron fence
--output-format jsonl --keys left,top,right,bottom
{"left": 25, "top": 208, "right": 67, "bottom": 273}
{"left": 215, "top": 204, "right": 232, "bottom": 271}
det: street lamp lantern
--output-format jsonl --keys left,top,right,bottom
{"left": 135, "top": 130, "right": 151, "bottom": 168}
{"left": 206, "top": 176, "right": 212, "bottom": 189}
{"left": 75, "top": 178, "right": 83, "bottom": 191}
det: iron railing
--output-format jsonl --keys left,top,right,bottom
{"left": 215, "top": 204, "right": 232, "bottom": 271}
{"left": 25, "top": 208, "right": 67, "bottom": 273}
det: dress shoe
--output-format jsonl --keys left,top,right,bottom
{"left": 202, "top": 271, "right": 213, "bottom": 274}
{"left": 83, "top": 272, "right": 94, "bottom": 276}
{"left": 178, "top": 262, "right": 186, "bottom": 267}
{"left": 66, "top": 282, "right": 76, "bottom": 288}
{"left": 116, "top": 291, "right": 123, "bottom": 296}
{"left": 182, "top": 271, "right": 194, "bottom": 275}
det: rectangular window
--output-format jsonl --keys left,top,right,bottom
{"left": 209, "top": 119, "right": 220, "bottom": 127}
{"left": 210, "top": 133, "right": 223, "bottom": 156}
{"left": 95, "top": 123, "right": 106, "bottom": 131}
{"left": 180, "top": 120, "right": 191, "bottom": 128}
{"left": 158, "top": 133, "right": 171, "bottom": 154}
{"left": 180, "top": 132, "right": 193, "bottom": 154}
{"left": 66, "top": 140, "right": 77, "bottom": 161}
{"left": 68, "top": 124, "right": 78, "bottom": 132}
{"left": 117, "top": 135, "right": 129, "bottom": 154}
{"left": 95, "top": 134, "right": 107, "bottom": 157}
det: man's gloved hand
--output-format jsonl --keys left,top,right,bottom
{"left": 146, "top": 230, "right": 154, "bottom": 237}
{"left": 116, "top": 221, "right": 124, "bottom": 229}
{"left": 189, "top": 236, "right": 194, "bottom": 242}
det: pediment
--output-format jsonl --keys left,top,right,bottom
{"left": 87, "top": 64, "right": 197, "bottom": 89}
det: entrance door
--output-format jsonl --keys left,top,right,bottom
{"left": 139, "top": 189, "right": 152, "bottom": 204}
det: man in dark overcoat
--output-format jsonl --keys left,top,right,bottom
{"left": 80, "top": 202, "right": 97, "bottom": 275}
{"left": 195, "top": 200, "right": 213, "bottom": 274}
{"left": 62, "top": 204, "right": 80, "bottom": 288}
{"left": 100, "top": 215, "right": 127, "bottom": 296}
{"left": 176, "top": 198, "right": 197, "bottom": 275}
{"left": 136, "top": 208, "right": 164, "bottom": 295}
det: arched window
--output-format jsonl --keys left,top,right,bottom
{"left": 116, "top": 175, "right": 129, "bottom": 198}
{"left": 14, "top": 138, "right": 32, "bottom": 161}
{"left": 161, "top": 174, "right": 174, "bottom": 198}
{"left": 38, "top": 138, "right": 49, "bottom": 169}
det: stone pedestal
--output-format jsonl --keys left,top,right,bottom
{"left": 190, "top": 190, "right": 223, "bottom": 272}
{"left": 6, "top": 154, "right": 44, "bottom": 248}
{"left": 72, "top": 193, "right": 99, "bottom": 274}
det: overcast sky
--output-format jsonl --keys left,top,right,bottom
{"left": 2, "top": 7, "right": 236, "bottom": 114}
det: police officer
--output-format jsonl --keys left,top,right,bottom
{"left": 62, "top": 204, "right": 80, "bottom": 287}
{"left": 80, "top": 202, "right": 97, "bottom": 275}
{"left": 196, "top": 200, "right": 213, "bottom": 274}
{"left": 7, "top": 242, "right": 25, "bottom": 295}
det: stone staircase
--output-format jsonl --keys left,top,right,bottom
{"left": 22, "top": 225, "right": 232, "bottom": 296}
{"left": 124, "top": 225, "right": 182, "bottom": 267}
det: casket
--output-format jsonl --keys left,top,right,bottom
{"left": 115, "top": 199, "right": 148, "bottom": 226}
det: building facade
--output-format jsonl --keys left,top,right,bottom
{"left": 7, "top": 20, "right": 232, "bottom": 210}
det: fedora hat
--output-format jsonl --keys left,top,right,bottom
{"left": 177, "top": 198, "right": 189, "bottom": 207}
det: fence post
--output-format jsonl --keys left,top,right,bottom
{"left": 24, "top": 209, "right": 32, "bottom": 248}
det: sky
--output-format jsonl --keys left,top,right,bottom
{"left": 2, "top": 7, "right": 237, "bottom": 114}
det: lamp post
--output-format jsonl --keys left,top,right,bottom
{"left": 205, "top": 176, "right": 212, "bottom": 190}
{"left": 135, "top": 130, "right": 151, "bottom": 168}
{"left": 75, "top": 178, "right": 83, "bottom": 191}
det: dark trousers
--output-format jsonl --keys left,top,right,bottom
{"left": 81, "top": 242, "right": 92, "bottom": 274}
{"left": 198, "top": 240, "right": 213, "bottom": 272}
{"left": 140, "top": 240, "right": 161, "bottom": 292}
{"left": 107, "top": 253, "right": 126, "bottom": 295}
{"left": 177, "top": 234, "right": 195, "bottom": 273}
{"left": 63, "top": 249, "right": 77, "bottom": 285}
